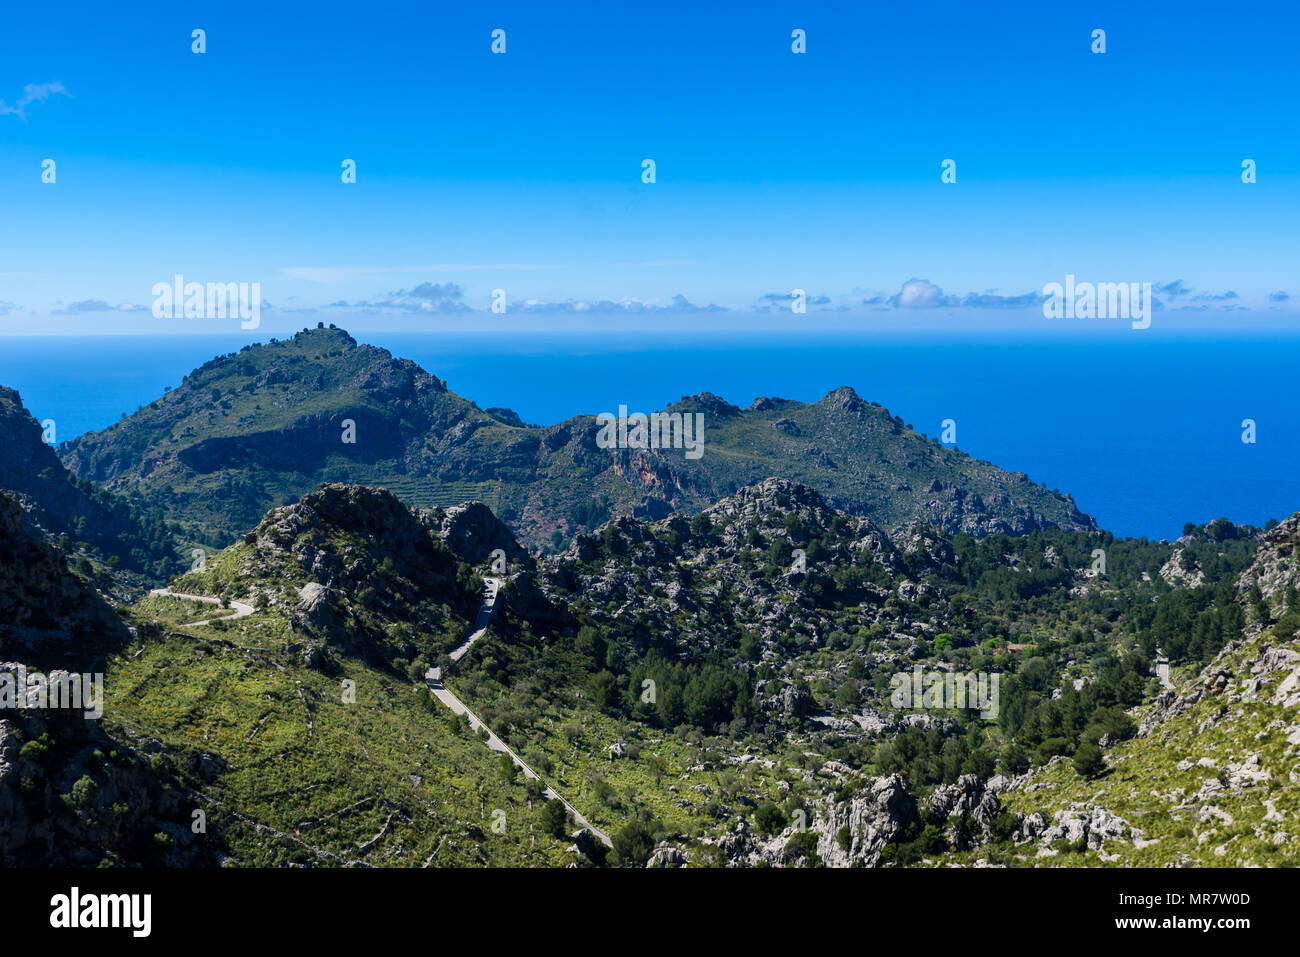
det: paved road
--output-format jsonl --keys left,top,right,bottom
{"left": 149, "top": 588, "right": 255, "bottom": 627}
{"left": 157, "top": 579, "right": 613, "bottom": 849}
{"left": 431, "top": 576, "right": 501, "bottom": 677}
{"left": 426, "top": 577, "right": 613, "bottom": 849}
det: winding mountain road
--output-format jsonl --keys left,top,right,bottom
{"left": 153, "top": 579, "right": 611, "bottom": 850}
{"left": 149, "top": 588, "right": 255, "bottom": 627}
{"left": 426, "top": 577, "right": 613, "bottom": 849}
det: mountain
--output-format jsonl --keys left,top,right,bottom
{"left": 446, "top": 478, "right": 1288, "bottom": 864}
{"left": 58, "top": 326, "right": 1095, "bottom": 550}
{"left": 105, "top": 483, "right": 596, "bottom": 866}
{"left": 0, "top": 386, "right": 182, "bottom": 579}
{"left": 14, "top": 321, "right": 1295, "bottom": 869}
{"left": 0, "top": 491, "right": 218, "bottom": 866}
{"left": 998, "top": 514, "right": 1300, "bottom": 865}
{"left": 20, "top": 466, "right": 1288, "bottom": 868}
{"left": 173, "top": 483, "right": 491, "bottom": 668}
{"left": 0, "top": 491, "right": 128, "bottom": 660}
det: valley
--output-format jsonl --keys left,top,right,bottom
{"left": 0, "top": 330, "right": 1296, "bottom": 869}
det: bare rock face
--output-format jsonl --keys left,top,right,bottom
{"left": 706, "top": 766, "right": 1018, "bottom": 868}
{"left": 567, "top": 828, "right": 607, "bottom": 865}
{"left": 777, "top": 681, "right": 816, "bottom": 720}
{"left": 425, "top": 500, "right": 528, "bottom": 565}
{"left": 922, "top": 774, "right": 1006, "bottom": 850}
{"left": 646, "top": 842, "right": 687, "bottom": 868}
{"left": 296, "top": 582, "right": 333, "bottom": 623}
{"left": 708, "top": 766, "right": 928, "bottom": 868}
{"left": 0, "top": 717, "right": 28, "bottom": 852}
{"left": 1237, "top": 514, "right": 1300, "bottom": 602}
{"left": 288, "top": 580, "right": 346, "bottom": 649}
{"left": 814, "top": 773, "right": 921, "bottom": 867}
{"left": 1159, "top": 546, "right": 1205, "bottom": 588}
{"left": 1017, "top": 803, "right": 1143, "bottom": 852}
{"left": 895, "top": 523, "right": 955, "bottom": 566}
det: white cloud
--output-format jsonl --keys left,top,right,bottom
{"left": 0, "top": 82, "right": 69, "bottom": 120}
{"left": 893, "top": 278, "right": 947, "bottom": 309}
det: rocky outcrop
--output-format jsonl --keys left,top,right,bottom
{"left": 0, "top": 671, "right": 221, "bottom": 866}
{"left": 425, "top": 501, "right": 529, "bottom": 565}
{"left": 1140, "top": 517, "right": 1300, "bottom": 735}
{"left": 1237, "top": 514, "right": 1300, "bottom": 602}
{"left": 1159, "top": 549, "right": 1204, "bottom": 588}
{"left": 1017, "top": 804, "right": 1143, "bottom": 852}
{"left": 184, "top": 483, "right": 486, "bottom": 666}
{"left": 814, "top": 773, "right": 921, "bottom": 866}
{"left": 922, "top": 774, "right": 1005, "bottom": 850}
{"left": 702, "top": 768, "right": 930, "bottom": 868}
{"left": 0, "top": 492, "right": 130, "bottom": 657}
{"left": 0, "top": 388, "right": 175, "bottom": 577}
{"left": 544, "top": 479, "right": 914, "bottom": 671}
{"left": 646, "top": 841, "right": 688, "bottom": 867}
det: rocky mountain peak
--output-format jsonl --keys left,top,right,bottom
{"left": 666, "top": 392, "right": 741, "bottom": 418}
{"left": 289, "top": 325, "right": 358, "bottom": 350}
{"left": 257, "top": 483, "right": 428, "bottom": 547}
{"left": 424, "top": 500, "right": 527, "bottom": 565}
{"left": 704, "top": 477, "right": 831, "bottom": 519}
{"left": 817, "top": 385, "right": 872, "bottom": 416}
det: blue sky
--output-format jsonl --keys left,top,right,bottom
{"left": 1, "top": 0, "right": 1297, "bottom": 334}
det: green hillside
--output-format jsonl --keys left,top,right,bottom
{"left": 59, "top": 326, "right": 1095, "bottom": 550}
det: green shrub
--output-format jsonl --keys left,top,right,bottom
{"left": 1072, "top": 741, "right": 1106, "bottom": 779}
{"left": 540, "top": 799, "right": 569, "bottom": 838}
{"left": 754, "top": 802, "right": 787, "bottom": 836}
{"left": 70, "top": 775, "right": 99, "bottom": 809}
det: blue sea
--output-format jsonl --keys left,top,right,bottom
{"left": 2, "top": 329, "right": 1296, "bottom": 541}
